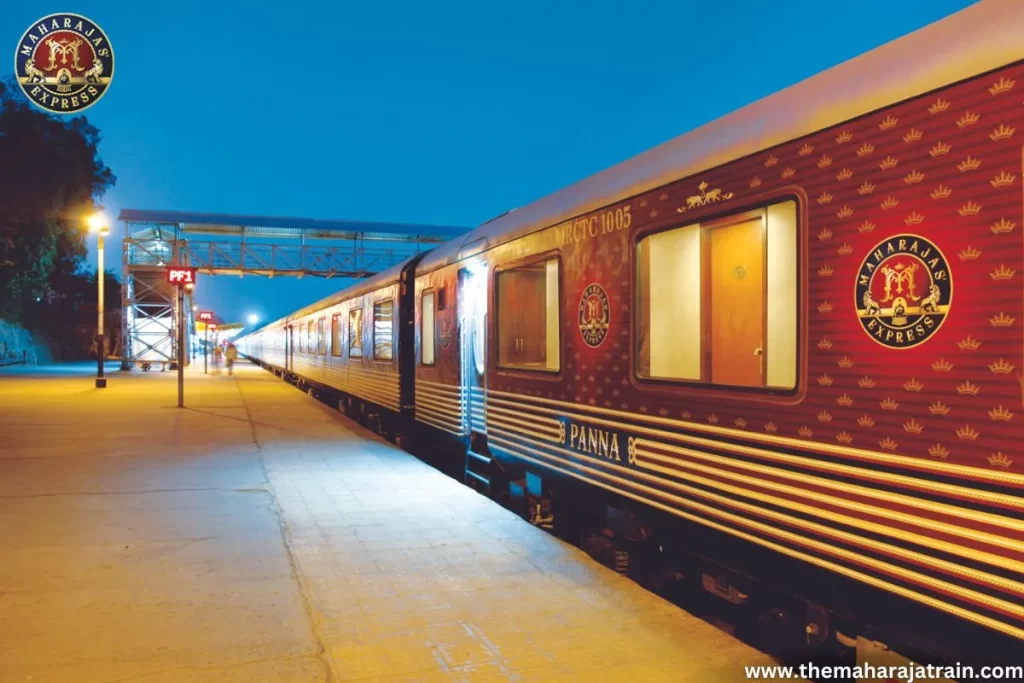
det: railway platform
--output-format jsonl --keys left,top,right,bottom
{"left": 0, "top": 361, "right": 779, "bottom": 682}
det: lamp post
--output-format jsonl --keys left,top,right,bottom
{"left": 87, "top": 213, "right": 110, "bottom": 389}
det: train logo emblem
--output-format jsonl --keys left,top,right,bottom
{"left": 578, "top": 284, "right": 610, "bottom": 347}
{"left": 14, "top": 13, "right": 114, "bottom": 113}
{"left": 438, "top": 318, "right": 453, "bottom": 349}
{"left": 854, "top": 235, "right": 952, "bottom": 349}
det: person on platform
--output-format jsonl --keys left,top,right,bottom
{"left": 213, "top": 343, "right": 223, "bottom": 374}
{"left": 225, "top": 343, "right": 237, "bottom": 376}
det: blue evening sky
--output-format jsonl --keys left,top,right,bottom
{"left": 2, "top": 0, "right": 976, "bottom": 325}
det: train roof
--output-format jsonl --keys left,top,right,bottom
{"left": 282, "top": 257, "right": 417, "bottom": 323}
{"left": 417, "top": 0, "right": 1023, "bottom": 274}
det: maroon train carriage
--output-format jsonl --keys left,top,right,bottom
{"left": 238, "top": 0, "right": 1023, "bottom": 668}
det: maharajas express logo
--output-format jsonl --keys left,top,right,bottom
{"left": 854, "top": 235, "right": 952, "bottom": 349}
{"left": 14, "top": 13, "right": 114, "bottom": 114}
{"left": 578, "top": 284, "right": 610, "bottom": 347}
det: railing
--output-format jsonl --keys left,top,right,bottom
{"left": 0, "top": 350, "right": 28, "bottom": 368}
{"left": 169, "top": 240, "right": 422, "bottom": 278}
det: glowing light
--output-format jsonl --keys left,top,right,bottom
{"left": 247, "top": 313, "right": 259, "bottom": 325}
{"left": 86, "top": 212, "right": 110, "bottom": 235}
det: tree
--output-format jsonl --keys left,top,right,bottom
{"left": 0, "top": 78, "right": 116, "bottom": 323}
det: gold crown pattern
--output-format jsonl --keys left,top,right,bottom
{"left": 781, "top": 167, "right": 795, "bottom": 179}
{"left": 989, "top": 312, "right": 1015, "bottom": 328}
{"left": 858, "top": 220, "right": 875, "bottom": 233}
{"left": 958, "top": 156, "right": 981, "bottom": 172}
{"left": 856, "top": 143, "right": 874, "bottom": 157}
{"left": 905, "top": 211, "right": 924, "bottom": 225}
{"left": 989, "top": 405, "right": 1014, "bottom": 422}
{"left": 903, "top": 419, "right": 923, "bottom": 435}
{"left": 817, "top": 192, "right": 833, "bottom": 204}
{"left": 837, "top": 393, "right": 853, "bottom": 407}
{"left": 817, "top": 410, "right": 833, "bottom": 423}
{"left": 929, "top": 141, "right": 951, "bottom": 157}
{"left": 799, "top": 143, "right": 814, "bottom": 156}
{"left": 958, "top": 200, "right": 981, "bottom": 216}
{"left": 836, "top": 168, "right": 853, "bottom": 181}
{"left": 879, "top": 116, "right": 898, "bottom": 130}
{"left": 650, "top": 209, "right": 658, "bottom": 218}
{"left": 958, "top": 336, "right": 981, "bottom": 351}
{"left": 858, "top": 376, "right": 876, "bottom": 389}
{"left": 990, "top": 124, "right": 1015, "bottom": 141}
{"left": 880, "top": 196, "right": 899, "bottom": 210}
{"left": 817, "top": 227, "right": 833, "bottom": 241}
{"left": 879, "top": 155, "right": 899, "bottom": 170}
{"left": 991, "top": 218, "right": 1016, "bottom": 234}
{"left": 707, "top": 414, "right": 719, "bottom": 424}
{"left": 903, "top": 128, "right": 923, "bottom": 143}
{"left": 988, "top": 77, "right": 1015, "bottom": 95}
{"left": 680, "top": 410, "right": 691, "bottom": 419}
{"left": 958, "top": 245, "right": 981, "bottom": 261}
{"left": 931, "top": 358, "right": 954, "bottom": 372}
{"left": 836, "top": 130, "right": 853, "bottom": 144}
{"left": 798, "top": 426, "right": 813, "bottom": 438}
{"left": 749, "top": 176, "right": 762, "bottom": 188}
{"left": 857, "top": 414, "right": 875, "bottom": 428}
{"left": 818, "top": 301, "right": 834, "bottom": 313}
{"left": 818, "top": 373, "right": 834, "bottom": 387}
{"left": 988, "top": 452, "right": 1012, "bottom": 468}
{"left": 734, "top": 417, "right": 747, "bottom": 429}
{"left": 879, "top": 437, "right": 898, "bottom": 452}
{"left": 904, "top": 170, "right": 925, "bottom": 184}
{"left": 817, "top": 154, "right": 833, "bottom": 168}
{"left": 930, "top": 184, "right": 952, "bottom": 200}
{"left": 903, "top": 378, "right": 924, "bottom": 392}
{"left": 956, "top": 425, "right": 979, "bottom": 440}
{"left": 837, "top": 205, "right": 854, "bottom": 218}
{"left": 987, "top": 360, "right": 1011, "bottom": 376}
{"left": 837, "top": 356, "right": 854, "bottom": 369}
{"left": 928, "top": 443, "right": 950, "bottom": 459}
{"left": 818, "top": 264, "right": 834, "bottom": 277}
{"left": 837, "top": 243, "right": 853, "bottom": 256}
{"left": 929, "top": 401, "right": 950, "bottom": 416}
{"left": 836, "top": 431, "right": 853, "bottom": 444}
{"left": 880, "top": 396, "right": 899, "bottom": 411}
{"left": 991, "top": 264, "right": 1016, "bottom": 281}
{"left": 990, "top": 171, "right": 1016, "bottom": 187}
{"left": 659, "top": 192, "right": 669, "bottom": 201}
{"left": 858, "top": 182, "right": 875, "bottom": 196}
{"left": 765, "top": 155, "right": 778, "bottom": 167}
{"left": 928, "top": 99, "right": 950, "bottom": 114}
{"left": 764, "top": 421, "right": 778, "bottom": 433}
{"left": 956, "top": 111, "right": 980, "bottom": 128}
{"left": 818, "top": 337, "right": 833, "bottom": 349}
{"left": 956, "top": 380, "right": 980, "bottom": 396}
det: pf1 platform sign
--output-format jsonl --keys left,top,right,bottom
{"left": 198, "top": 311, "right": 214, "bottom": 322}
{"left": 166, "top": 267, "right": 197, "bottom": 286}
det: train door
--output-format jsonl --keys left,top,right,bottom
{"left": 286, "top": 324, "right": 295, "bottom": 372}
{"left": 459, "top": 264, "right": 490, "bottom": 490}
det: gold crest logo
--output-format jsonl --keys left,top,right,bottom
{"left": 578, "top": 284, "right": 610, "bottom": 348}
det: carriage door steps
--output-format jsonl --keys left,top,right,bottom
{"left": 465, "top": 449, "right": 492, "bottom": 493}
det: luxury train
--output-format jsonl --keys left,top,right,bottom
{"left": 237, "top": 0, "right": 1024, "bottom": 667}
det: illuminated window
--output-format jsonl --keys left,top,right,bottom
{"left": 373, "top": 300, "right": 394, "bottom": 360}
{"left": 421, "top": 291, "right": 435, "bottom": 365}
{"left": 331, "top": 314, "right": 342, "bottom": 357}
{"left": 317, "top": 317, "right": 326, "bottom": 355}
{"left": 349, "top": 308, "right": 363, "bottom": 358}
{"left": 637, "top": 199, "right": 797, "bottom": 389}
{"left": 307, "top": 320, "right": 314, "bottom": 354}
{"left": 496, "top": 258, "right": 560, "bottom": 371}
{"left": 296, "top": 324, "right": 303, "bottom": 353}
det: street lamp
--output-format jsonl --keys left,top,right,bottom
{"left": 86, "top": 212, "right": 110, "bottom": 388}
{"left": 247, "top": 313, "right": 259, "bottom": 326}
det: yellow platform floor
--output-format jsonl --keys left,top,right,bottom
{"left": 0, "top": 361, "right": 779, "bottom": 682}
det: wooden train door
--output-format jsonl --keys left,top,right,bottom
{"left": 708, "top": 215, "right": 765, "bottom": 386}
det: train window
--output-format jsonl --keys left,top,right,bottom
{"left": 307, "top": 320, "right": 314, "bottom": 354}
{"left": 421, "top": 291, "right": 435, "bottom": 365}
{"left": 637, "top": 199, "right": 797, "bottom": 390}
{"left": 317, "top": 317, "right": 326, "bottom": 355}
{"left": 496, "top": 257, "right": 560, "bottom": 372}
{"left": 349, "top": 308, "right": 363, "bottom": 358}
{"left": 373, "top": 299, "right": 394, "bottom": 360}
{"left": 331, "top": 314, "right": 342, "bottom": 357}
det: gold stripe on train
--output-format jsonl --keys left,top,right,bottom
{"left": 487, "top": 416, "right": 561, "bottom": 444}
{"left": 415, "top": 413, "right": 463, "bottom": 436}
{"left": 487, "top": 434, "right": 1024, "bottom": 642}
{"left": 485, "top": 389, "right": 1024, "bottom": 488}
